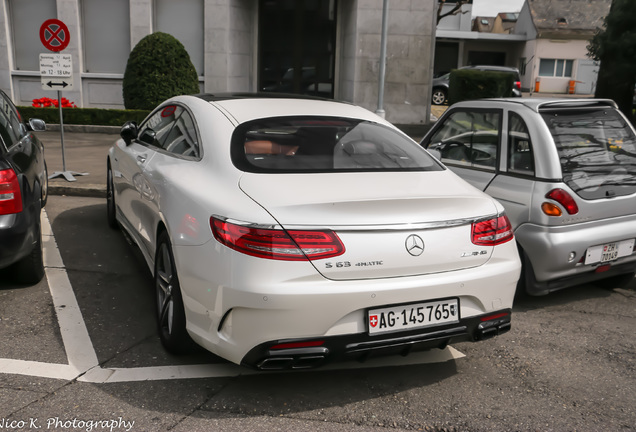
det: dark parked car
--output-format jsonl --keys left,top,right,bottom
{"left": 0, "top": 89, "right": 48, "bottom": 284}
{"left": 431, "top": 65, "right": 522, "bottom": 105}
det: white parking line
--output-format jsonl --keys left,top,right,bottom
{"left": 0, "top": 211, "right": 464, "bottom": 383}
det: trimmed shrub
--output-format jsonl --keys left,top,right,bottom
{"left": 123, "top": 32, "right": 199, "bottom": 110}
{"left": 18, "top": 106, "right": 151, "bottom": 127}
{"left": 448, "top": 69, "right": 514, "bottom": 105}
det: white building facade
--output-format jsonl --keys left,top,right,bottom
{"left": 0, "top": 0, "right": 437, "bottom": 125}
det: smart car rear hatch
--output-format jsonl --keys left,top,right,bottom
{"left": 540, "top": 103, "right": 636, "bottom": 202}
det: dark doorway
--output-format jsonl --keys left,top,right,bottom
{"left": 258, "top": 0, "right": 337, "bottom": 98}
{"left": 434, "top": 42, "right": 459, "bottom": 77}
{"left": 467, "top": 51, "right": 506, "bottom": 66}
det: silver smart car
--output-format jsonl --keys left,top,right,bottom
{"left": 421, "top": 98, "right": 636, "bottom": 295}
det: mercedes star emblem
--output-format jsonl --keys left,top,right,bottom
{"left": 405, "top": 234, "right": 425, "bottom": 256}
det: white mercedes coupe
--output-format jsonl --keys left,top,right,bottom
{"left": 106, "top": 94, "right": 520, "bottom": 370}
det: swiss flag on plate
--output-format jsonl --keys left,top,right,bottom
{"left": 369, "top": 315, "right": 378, "bottom": 328}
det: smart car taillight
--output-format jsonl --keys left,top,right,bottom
{"left": 514, "top": 81, "right": 521, "bottom": 90}
{"left": 471, "top": 214, "right": 514, "bottom": 246}
{"left": 0, "top": 168, "right": 22, "bottom": 215}
{"left": 544, "top": 188, "right": 579, "bottom": 215}
{"left": 210, "top": 217, "right": 345, "bottom": 261}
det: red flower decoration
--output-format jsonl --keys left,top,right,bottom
{"left": 32, "top": 97, "right": 76, "bottom": 108}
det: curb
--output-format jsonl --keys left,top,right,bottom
{"left": 45, "top": 124, "right": 121, "bottom": 134}
{"left": 49, "top": 183, "right": 106, "bottom": 199}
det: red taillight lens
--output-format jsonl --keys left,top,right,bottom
{"left": 472, "top": 214, "right": 514, "bottom": 246}
{"left": 210, "top": 217, "right": 345, "bottom": 261}
{"left": 545, "top": 188, "right": 578, "bottom": 215}
{"left": 270, "top": 340, "right": 325, "bottom": 350}
{"left": 480, "top": 312, "right": 510, "bottom": 322}
{"left": 515, "top": 81, "right": 521, "bottom": 90}
{"left": 0, "top": 168, "right": 22, "bottom": 215}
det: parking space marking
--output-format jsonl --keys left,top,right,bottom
{"left": 0, "top": 211, "right": 464, "bottom": 383}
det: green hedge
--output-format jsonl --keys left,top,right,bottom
{"left": 17, "top": 106, "right": 151, "bottom": 127}
{"left": 448, "top": 69, "right": 514, "bottom": 105}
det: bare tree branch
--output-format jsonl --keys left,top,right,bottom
{"left": 437, "top": 0, "right": 470, "bottom": 25}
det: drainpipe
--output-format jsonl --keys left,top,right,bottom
{"left": 376, "top": 0, "right": 389, "bottom": 119}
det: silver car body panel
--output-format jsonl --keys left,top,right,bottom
{"left": 422, "top": 98, "right": 636, "bottom": 294}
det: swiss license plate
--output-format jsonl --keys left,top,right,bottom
{"left": 367, "top": 299, "right": 459, "bottom": 335}
{"left": 585, "top": 239, "right": 635, "bottom": 265}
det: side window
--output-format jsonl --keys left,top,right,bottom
{"left": 161, "top": 110, "right": 200, "bottom": 158}
{"left": 137, "top": 105, "right": 184, "bottom": 148}
{"left": 508, "top": 112, "right": 535, "bottom": 175}
{"left": 0, "top": 94, "right": 22, "bottom": 146}
{"left": 427, "top": 110, "right": 500, "bottom": 169}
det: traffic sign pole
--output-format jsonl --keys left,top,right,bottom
{"left": 39, "top": 20, "right": 88, "bottom": 182}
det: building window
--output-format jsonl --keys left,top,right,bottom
{"left": 8, "top": 0, "right": 57, "bottom": 71}
{"left": 539, "top": 59, "right": 574, "bottom": 77}
{"left": 258, "top": 0, "right": 337, "bottom": 99}
{"left": 81, "top": 0, "right": 130, "bottom": 73}
{"left": 154, "top": 0, "right": 204, "bottom": 76}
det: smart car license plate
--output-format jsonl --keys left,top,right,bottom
{"left": 367, "top": 299, "right": 459, "bottom": 335}
{"left": 585, "top": 239, "right": 635, "bottom": 265}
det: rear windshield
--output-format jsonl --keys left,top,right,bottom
{"left": 232, "top": 117, "right": 443, "bottom": 173}
{"left": 541, "top": 108, "right": 636, "bottom": 199}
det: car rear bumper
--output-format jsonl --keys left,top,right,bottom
{"left": 240, "top": 309, "right": 512, "bottom": 370}
{"left": 174, "top": 238, "right": 520, "bottom": 366}
{"left": 516, "top": 216, "right": 636, "bottom": 294}
{"left": 0, "top": 210, "right": 37, "bottom": 269}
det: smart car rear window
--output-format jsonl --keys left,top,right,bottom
{"left": 231, "top": 117, "right": 443, "bottom": 173}
{"left": 541, "top": 108, "right": 636, "bottom": 199}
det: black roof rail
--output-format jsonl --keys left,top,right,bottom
{"left": 195, "top": 92, "right": 332, "bottom": 102}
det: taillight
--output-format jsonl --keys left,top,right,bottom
{"left": 543, "top": 188, "right": 578, "bottom": 216}
{"left": 515, "top": 81, "right": 521, "bottom": 90}
{"left": 0, "top": 168, "right": 22, "bottom": 215}
{"left": 270, "top": 340, "right": 325, "bottom": 350}
{"left": 472, "top": 214, "right": 514, "bottom": 246}
{"left": 210, "top": 217, "right": 345, "bottom": 261}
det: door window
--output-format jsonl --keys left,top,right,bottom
{"left": 137, "top": 105, "right": 184, "bottom": 148}
{"left": 0, "top": 93, "right": 23, "bottom": 147}
{"left": 427, "top": 110, "right": 500, "bottom": 170}
{"left": 161, "top": 110, "right": 200, "bottom": 158}
{"left": 508, "top": 112, "right": 535, "bottom": 175}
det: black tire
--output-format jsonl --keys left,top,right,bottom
{"left": 593, "top": 272, "right": 635, "bottom": 290}
{"left": 432, "top": 88, "right": 447, "bottom": 105}
{"left": 106, "top": 163, "right": 117, "bottom": 229}
{"left": 154, "top": 231, "right": 194, "bottom": 354}
{"left": 13, "top": 215, "right": 45, "bottom": 285}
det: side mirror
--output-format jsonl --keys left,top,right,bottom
{"left": 27, "top": 118, "right": 46, "bottom": 132}
{"left": 120, "top": 121, "right": 138, "bottom": 145}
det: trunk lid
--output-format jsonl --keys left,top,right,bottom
{"left": 239, "top": 171, "right": 500, "bottom": 280}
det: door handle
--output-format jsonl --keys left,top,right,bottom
{"left": 137, "top": 154, "right": 147, "bottom": 164}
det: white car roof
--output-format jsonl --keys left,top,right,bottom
{"left": 193, "top": 94, "right": 393, "bottom": 127}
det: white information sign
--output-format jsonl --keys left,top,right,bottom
{"left": 40, "top": 53, "right": 73, "bottom": 90}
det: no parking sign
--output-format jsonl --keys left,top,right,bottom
{"left": 39, "top": 18, "right": 70, "bottom": 52}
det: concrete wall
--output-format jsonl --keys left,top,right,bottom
{"left": 204, "top": 0, "right": 254, "bottom": 93}
{"left": 339, "top": 0, "right": 436, "bottom": 125}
